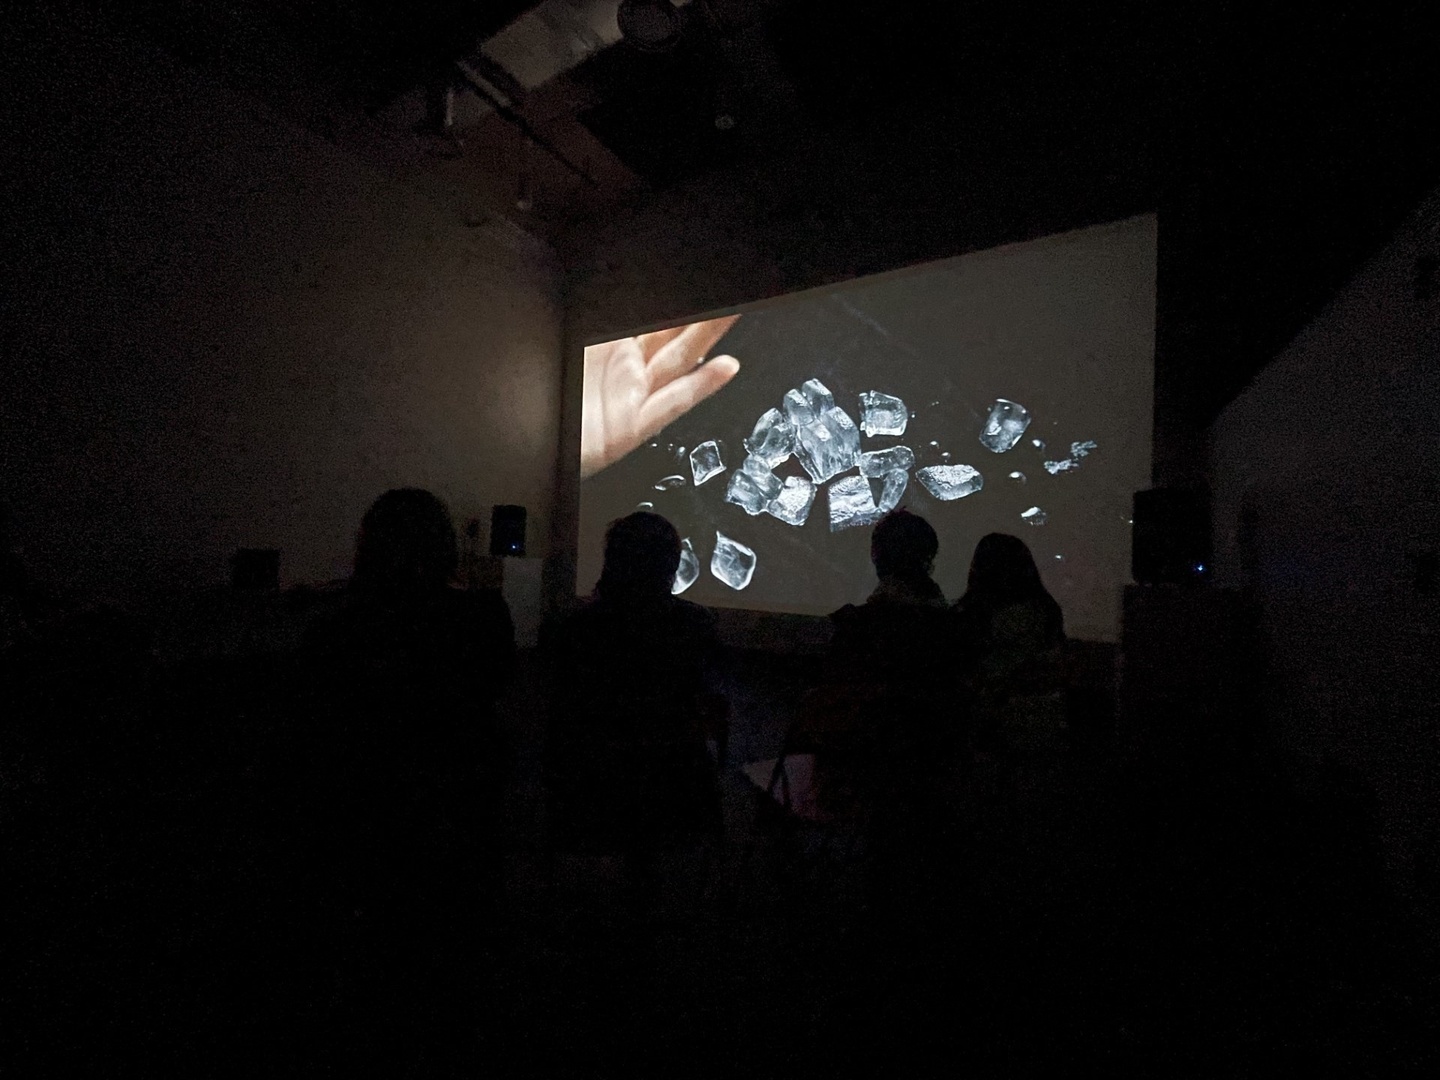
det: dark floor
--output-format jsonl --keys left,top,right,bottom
{"left": 5, "top": 646, "right": 1439, "bottom": 1076}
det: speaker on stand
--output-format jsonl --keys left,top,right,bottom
{"left": 1131, "top": 487, "right": 1210, "bottom": 586}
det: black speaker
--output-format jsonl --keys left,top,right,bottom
{"left": 1132, "top": 488, "right": 1210, "bottom": 585}
{"left": 231, "top": 548, "right": 279, "bottom": 591}
{"left": 490, "top": 505, "right": 526, "bottom": 557}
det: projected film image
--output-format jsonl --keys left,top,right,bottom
{"left": 577, "top": 217, "right": 1155, "bottom": 640}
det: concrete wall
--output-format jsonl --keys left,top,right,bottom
{"left": 2, "top": 6, "right": 564, "bottom": 609}
{"left": 1209, "top": 186, "right": 1440, "bottom": 927}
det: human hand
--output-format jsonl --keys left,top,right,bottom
{"left": 581, "top": 315, "right": 741, "bottom": 479}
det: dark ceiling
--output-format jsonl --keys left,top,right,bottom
{"left": 97, "top": 1, "right": 1440, "bottom": 425}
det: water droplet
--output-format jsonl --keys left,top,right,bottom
{"left": 636, "top": 501, "right": 655, "bottom": 510}
{"left": 654, "top": 475, "right": 686, "bottom": 491}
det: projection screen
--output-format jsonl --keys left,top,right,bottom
{"left": 577, "top": 215, "right": 1155, "bottom": 641}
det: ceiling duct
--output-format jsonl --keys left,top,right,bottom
{"left": 479, "top": 0, "right": 627, "bottom": 92}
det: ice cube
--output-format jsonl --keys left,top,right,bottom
{"left": 876, "top": 469, "right": 909, "bottom": 512}
{"left": 672, "top": 537, "right": 700, "bottom": 594}
{"left": 799, "top": 378, "right": 835, "bottom": 413}
{"left": 796, "top": 405, "right": 861, "bottom": 484}
{"left": 741, "top": 454, "right": 781, "bottom": 484}
{"left": 689, "top": 440, "right": 725, "bottom": 486}
{"left": 744, "top": 408, "right": 795, "bottom": 468}
{"left": 859, "top": 445, "right": 915, "bottom": 477}
{"left": 1043, "top": 459, "right": 1077, "bottom": 475}
{"left": 1070, "top": 439, "right": 1097, "bottom": 459}
{"left": 829, "top": 474, "right": 881, "bottom": 531}
{"left": 916, "top": 464, "right": 983, "bottom": 500}
{"left": 710, "top": 531, "right": 756, "bottom": 590}
{"left": 766, "top": 475, "right": 816, "bottom": 526}
{"left": 725, "top": 460, "right": 783, "bottom": 515}
{"left": 783, "top": 388, "right": 816, "bottom": 427}
{"left": 979, "top": 399, "right": 1032, "bottom": 453}
{"left": 858, "top": 391, "right": 908, "bottom": 437}
{"left": 1021, "top": 506, "right": 1048, "bottom": 526}
{"left": 654, "top": 475, "right": 686, "bottom": 490}
{"left": 1008, "top": 471, "right": 1026, "bottom": 483}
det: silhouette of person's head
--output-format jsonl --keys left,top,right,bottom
{"left": 871, "top": 510, "right": 939, "bottom": 582}
{"left": 967, "top": 532, "right": 1045, "bottom": 598}
{"left": 597, "top": 511, "right": 682, "bottom": 601}
{"left": 353, "top": 489, "right": 458, "bottom": 598}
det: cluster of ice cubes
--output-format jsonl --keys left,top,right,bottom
{"left": 671, "top": 532, "right": 757, "bottom": 593}
{"left": 648, "top": 386, "right": 1095, "bottom": 589}
{"left": 788, "top": 379, "right": 861, "bottom": 485}
{"left": 716, "top": 378, "right": 1001, "bottom": 534}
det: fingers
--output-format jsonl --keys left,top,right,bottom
{"left": 637, "top": 354, "right": 740, "bottom": 439}
{"left": 642, "top": 315, "right": 741, "bottom": 386}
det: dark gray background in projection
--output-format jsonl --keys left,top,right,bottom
{"left": 578, "top": 216, "right": 1155, "bottom": 641}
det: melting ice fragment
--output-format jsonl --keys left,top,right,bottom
{"left": 1021, "top": 506, "right": 1048, "bottom": 526}
{"left": 796, "top": 406, "right": 861, "bottom": 484}
{"left": 744, "top": 408, "right": 795, "bottom": 468}
{"left": 689, "top": 440, "right": 725, "bottom": 486}
{"left": 979, "top": 399, "right": 1032, "bottom": 453}
{"left": 654, "top": 475, "right": 686, "bottom": 491}
{"left": 858, "top": 391, "right": 908, "bottom": 437}
{"left": 1043, "top": 459, "right": 1077, "bottom": 475}
{"left": 859, "top": 445, "right": 915, "bottom": 477}
{"left": 916, "top": 464, "right": 983, "bottom": 500}
{"left": 828, "top": 474, "right": 880, "bottom": 531}
{"left": 672, "top": 537, "right": 700, "bottom": 594}
{"left": 1070, "top": 439, "right": 1097, "bottom": 459}
{"left": 711, "top": 531, "right": 756, "bottom": 590}
{"left": 725, "top": 458, "right": 783, "bottom": 515}
{"left": 877, "top": 469, "right": 908, "bottom": 512}
{"left": 767, "top": 475, "right": 816, "bottom": 526}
